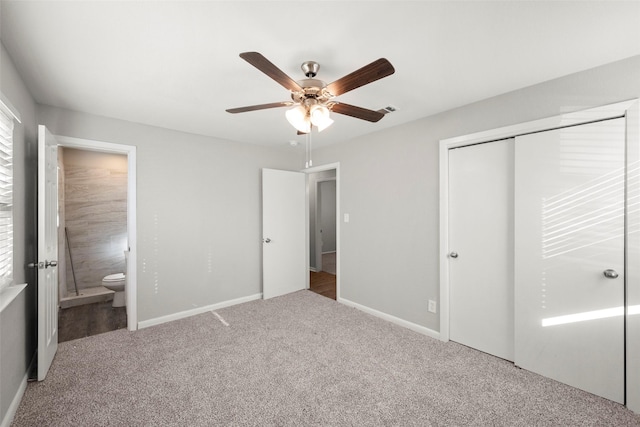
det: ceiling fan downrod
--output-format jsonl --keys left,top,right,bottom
{"left": 301, "top": 61, "right": 319, "bottom": 78}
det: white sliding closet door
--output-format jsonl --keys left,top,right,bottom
{"left": 514, "top": 118, "right": 625, "bottom": 403}
{"left": 449, "top": 138, "right": 514, "bottom": 361}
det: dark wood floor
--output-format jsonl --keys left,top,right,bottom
{"left": 309, "top": 271, "right": 337, "bottom": 300}
{"left": 58, "top": 301, "right": 127, "bottom": 343}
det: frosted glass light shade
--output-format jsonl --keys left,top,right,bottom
{"left": 310, "top": 105, "right": 334, "bottom": 132}
{"left": 286, "top": 106, "right": 311, "bottom": 133}
{"left": 315, "top": 115, "right": 334, "bottom": 132}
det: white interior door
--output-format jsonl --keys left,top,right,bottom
{"left": 37, "top": 125, "right": 59, "bottom": 381}
{"left": 262, "top": 168, "right": 306, "bottom": 299}
{"left": 448, "top": 138, "right": 514, "bottom": 361}
{"left": 514, "top": 118, "right": 625, "bottom": 403}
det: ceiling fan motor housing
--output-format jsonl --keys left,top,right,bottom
{"left": 291, "top": 78, "right": 334, "bottom": 106}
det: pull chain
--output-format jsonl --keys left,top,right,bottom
{"left": 305, "top": 129, "right": 313, "bottom": 168}
{"left": 309, "top": 129, "right": 313, "bottom": 167}
{"left": 305, "top": 132, "right": 309, "bottom": 168}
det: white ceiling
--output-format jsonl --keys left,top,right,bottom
{"left": 1, "top": 1, "right": 639, "bottom": 149}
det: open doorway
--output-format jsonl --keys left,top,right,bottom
{"left": 56, "top": 147, "right": 129, "bottom": 341}
{"left": 55, "top": 135, "right": 137, "bottom": 333}
{"left": 307, "top": 167, "right": 338, "bottom": 300}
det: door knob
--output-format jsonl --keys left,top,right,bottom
{"left": 27, "top": 261, "right": 58, "bottom": 269}
{"left": 263, "top": 238, "right": 271, "bottom": 243}
{"left": 449, "top": 252, "right": 458, "bottom": 259}
{"left": 603, "top": 269, "right": 618, "bottom": 279}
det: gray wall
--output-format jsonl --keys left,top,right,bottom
{"left": 62, "top": 148, "right": 128, "bottom": 293}
{"left": 36, "top": 105, "right": 301, "bottom": 322}
{"left": 311, "top": 55, "right": 640, "bottom": 332}
{"left": 0, "top": 42, "right": 37, "bottom": 423}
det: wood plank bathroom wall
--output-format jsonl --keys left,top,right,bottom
{"left": 59, "top": 148, "right": 128, "bottom": 295}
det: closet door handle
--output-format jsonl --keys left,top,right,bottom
{"left": 603, "top": 269, "right": 618, "bottom": 279}
{"left": 449, "top": 252, "right": 458, "bottom": 259}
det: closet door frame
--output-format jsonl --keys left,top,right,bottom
{"left": 438, "top": 98, "right": 639, "bottom": 411}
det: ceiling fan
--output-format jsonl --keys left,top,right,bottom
{"left": 226, "top": 52, "right": 395, "bottom": 134}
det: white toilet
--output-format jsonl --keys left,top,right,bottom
{"left": 102, "top": 273, "right": 126, "bottom": 307}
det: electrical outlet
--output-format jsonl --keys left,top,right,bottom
{"left": 428, "top": 300, "right": 437, "bottom": 313}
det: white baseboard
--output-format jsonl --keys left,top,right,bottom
{"left": 137, "top": 293, "right": 262, "bottom": 329}
{"left": 1, "top": 354, "right": 35, "bottom": 427}
{"left": 338, "top": 297, "right": 441, "bottom": 340}
{"left": 309, "top": 267, "right": 317, "bottom": 272}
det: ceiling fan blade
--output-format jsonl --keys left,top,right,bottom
{"left": 226, "top": 102, "right": 293, "bottom": 114}
{"left": 239, "top": 52, "right": 303, "bottom": 92}
{"left": 331, "top": 103, "right": 386, "bottom": 122}
{"left": 326, "top": 58, "right": 395, "bottom": 96}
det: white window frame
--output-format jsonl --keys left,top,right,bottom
{"left": 0, "top": 93, "right": 21, "bottom": 292}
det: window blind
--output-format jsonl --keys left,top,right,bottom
{"left": 0, "top": 108, "right": 13, "bottom": 290}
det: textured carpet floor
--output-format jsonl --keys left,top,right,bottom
{"left": 12, "top": 291, "right": 640, "bottom": 426}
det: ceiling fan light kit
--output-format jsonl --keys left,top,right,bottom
{"left": 286, "top": 98, "right": 335, "bottom": 133}
{"left": 226, "top": 52, "right": 395, "bottom": 134}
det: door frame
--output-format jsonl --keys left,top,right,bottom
{"left": 54, "top": 135, "right": 138, "bottom": 331}
{"left": 303, "top": 162, "right": 340, "bottom": 299}
{"left": 439, "top": 98, "right": 639, "bottom": 410}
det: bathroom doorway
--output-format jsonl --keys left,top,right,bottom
{"left": 56, "top": 147, "right": 129, "bottom": 341}
{"left": 45, "top": 135, "right": 137, "bottom": 341}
